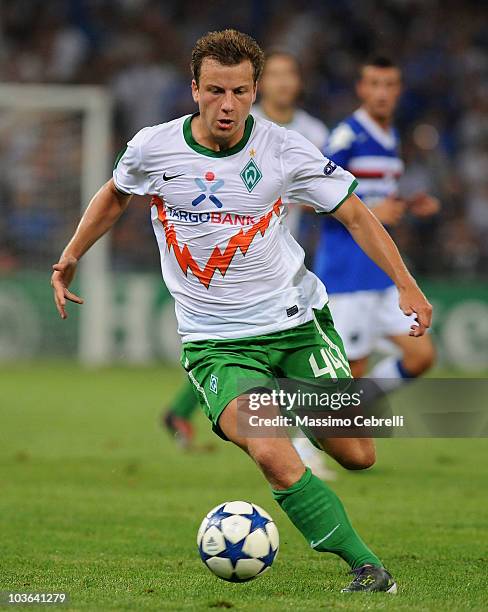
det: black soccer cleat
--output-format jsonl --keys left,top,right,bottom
{"left": 341, "top": 565, "right": 397, "bottom": 593}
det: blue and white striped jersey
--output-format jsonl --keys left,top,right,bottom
{"left": 314, "top": 108, "right": 404, "bottom": 293}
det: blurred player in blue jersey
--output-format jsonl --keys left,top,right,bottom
{"left": 315, "top": 56, "right": 438, "bottom": 384}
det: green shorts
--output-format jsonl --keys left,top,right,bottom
{"left": 180, "top": 304, "right": 351, "bottom": 441}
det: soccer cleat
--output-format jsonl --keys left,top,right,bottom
{"left": 341, "top": 565, "right": 397, "bottom": 593}
{"left": 163, "top": 410, "right": 195, "bottom": 449}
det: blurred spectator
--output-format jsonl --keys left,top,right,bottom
{"left": 0, "top": 112, "right": 81, "bottom": 270}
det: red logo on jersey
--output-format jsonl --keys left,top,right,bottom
{"left": 151, "top": 196, "right": 282, "bottom": 289}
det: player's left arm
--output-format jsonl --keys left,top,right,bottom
{"left": 333, "top": 193, "right": 432, "bottom": 337}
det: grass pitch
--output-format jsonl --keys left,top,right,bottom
{"left": 0, "top": 363, "right": 487, "bottom": 611}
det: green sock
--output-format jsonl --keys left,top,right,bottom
{"left": 272, "top": 468, "right": 382, "bottom": 569}
{"left": 170, "top": 381, "right": 199, "bottom": 419}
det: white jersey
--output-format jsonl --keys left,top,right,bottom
{"left": 252, "top": 104, "right": 328, "bottom": 150}
{"left": 113, "top": 113, "right": 356, "bottom": 343}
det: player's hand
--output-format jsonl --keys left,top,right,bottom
{"left": 372, "top": 196, "right": 406, "bottom": 226}
{"left": 51, "top": 255, "right": 83, "bottom": 319}
{"left": 407, "top": 192, "right": 440, "bottom": 218}
{"left": 398, "top": 283, "right": 433, "bottom": 337}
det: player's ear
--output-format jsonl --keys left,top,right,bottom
{"left": 191, "top": 79, "right": 199, "bottom": 103}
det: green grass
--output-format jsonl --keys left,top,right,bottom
{"left": 0, "top": 364, "right": 487, "bottom": 611}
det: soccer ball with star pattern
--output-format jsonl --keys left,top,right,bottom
{"left": 197, "top": 501, "right": 279, "bottom": 582}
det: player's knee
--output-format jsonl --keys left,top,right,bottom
{"left": 337, "top": 446, "right": 376, "bottom": 470}
{"left": 403, "top": 340, "right": 436, "bottom": 376}
{"left": 249, "top": 442, "right": 304, "bottom": 489}
{"left": 350, "top": 358, "right": 368, "bottom": 378}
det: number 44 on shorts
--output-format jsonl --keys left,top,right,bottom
{"left": 309, "top": 335, "right": 351, "bottom": 379}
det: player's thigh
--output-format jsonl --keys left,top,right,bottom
{"left": 181, "top": 342, "right": 273, "bottom": 441}
{"left": 328, "top": 292, "right": 378, "bottom": 361}
{"left": 218, "top": 395, "right": 305, "bottom": 489}
{"left": 388, "top": 332, "right": 436, "bottom": 374}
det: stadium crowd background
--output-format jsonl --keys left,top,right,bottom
{"left": 0, "top": 0, "right": 487, "bottom": 278}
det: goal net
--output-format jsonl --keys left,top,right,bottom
{"left": 0, "top": 84, "right": 111, "bottom": 363}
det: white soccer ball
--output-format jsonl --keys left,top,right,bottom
{"left": 197, "top": 501, "right": 279, "bottom": 582}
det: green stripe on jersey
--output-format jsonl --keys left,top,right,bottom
{"left": 325, "top": 179, "right": 358, "bottom": 214}
{"left": 183, "top": 113, "right": 254, "bottom": 158}
{"left": 113, "top": 145, "right": 128, "bottom": 170}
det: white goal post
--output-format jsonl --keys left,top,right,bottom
{"left": 0, "top": 84, "right": 112, "bottom": 364}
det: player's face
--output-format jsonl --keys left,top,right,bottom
{"left": 259, "top": 54, "right": 301, "bottom": 108}
{"left": 357, "top": 66, "right": 402, "bottom": 121}
{"left": 192, "top": 58, "right": 257, "bottom": 147}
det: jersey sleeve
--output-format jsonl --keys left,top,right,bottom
{"left": 112, "top": 128, "right": 151, "bottom": 196}
{"left": 281, "top": 129, "right": 358, "bottom": 214}
{"left": 323, "top": 122, "right": 356, "bottom": 169}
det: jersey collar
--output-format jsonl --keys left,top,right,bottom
{"left": 183, "top": 113, "right": 254, "bottom": 157}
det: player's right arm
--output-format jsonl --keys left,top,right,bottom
{"left": 51, "top": 179, "right": 131, "bottom": 319}
{"left": 52, "top": 128, "right": 150, "bottom": 319}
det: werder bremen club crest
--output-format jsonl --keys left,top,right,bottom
{"left": 240, "top": 158, "right": 262, "bottom": 193}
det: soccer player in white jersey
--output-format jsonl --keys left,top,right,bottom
{"left": 51, "top": 30, "right": 432, "bottom": 593}
{"left": 315, "top": 57, "right": 438, "bottom": 387}
{"left": 163, "top": 49, "right": 334, "bottom": 480}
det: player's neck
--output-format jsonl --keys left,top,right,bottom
{"left": 191, "top": 114, "right": 246, "bottom": 151}
{"left": 361, "top": 106, "right": 392, "bottom": 132}
{"left": 260, "top": 100, "right": 295, "bottom": 125}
